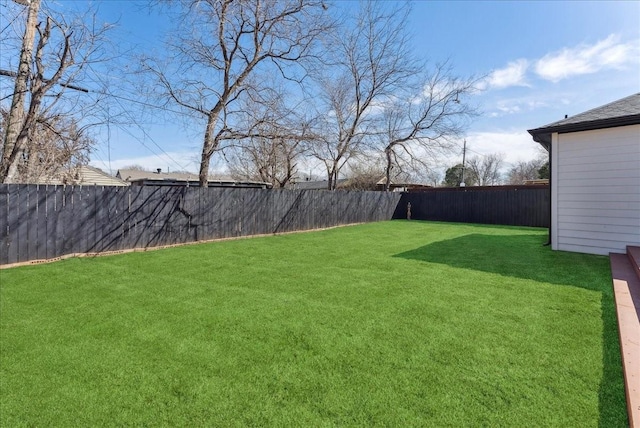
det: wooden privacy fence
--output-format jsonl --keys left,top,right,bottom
{"left": 393, "top": 185, "right": 550, "bottom": 227}
{"left": 0, "top": 185, "right": 401, "bottom": 266}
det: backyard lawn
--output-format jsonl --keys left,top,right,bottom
{"left": 0, "top": 221, "right": 627, "bottom": 426}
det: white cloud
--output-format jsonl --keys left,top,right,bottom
{"left": 465, "top": 131, "right": 544, "bottom": 167}
{"left": 497, "top": 104, "right": 521, "bottom": 114}
{"left": 534, "top": 34, "right": 639, "bottom": 82}
{"left": 481, "top": 35, "right": 638, "bottom": 91}
{"left": 484, "top": 59, "right": 530, "bottom": 89}
{"left": 435, "top": 131, "right": 544, "bottom": 178}
{"left": 488, "top": 97, "right": 549, "bottom": 118}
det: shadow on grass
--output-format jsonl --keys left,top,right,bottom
{"left": 394, "top": 233, "right": 627, "bottom": 428}
{"left": 394, "top": 232, "right": 598, "bottom": 288}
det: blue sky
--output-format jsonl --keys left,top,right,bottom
{"left": 408, "top": 1, "right": 640, "bottom": 169}
{"left": 5, "top": 0, "right": 640, "bottom": 176}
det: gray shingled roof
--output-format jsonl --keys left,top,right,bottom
{"left": 116, "top": 169, "right": 200, "bottom": 182}
{"left": 528, "top": 93, "right": 640, "bottom": 147}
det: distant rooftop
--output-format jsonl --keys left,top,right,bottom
{"left": 115, "top": 168, "right": 271, "bottom": 188}
{"left": 116, "top": 168, "right": 199, "bottom": 182}
{"left": 29, "top": 165, "right": 129, "bottom": 186}
{"left": 291, "top": 179, "right": 349, "bottom": 190}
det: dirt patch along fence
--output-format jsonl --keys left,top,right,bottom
{"left": 393, "top": 185, "right": 550, "bottom": 228}
{"left": 0, "top": 185, "right": 402, "bottom": 266}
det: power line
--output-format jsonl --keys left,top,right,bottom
{"left": 85, "top": 68, "right": 202, "bottom": 115}
{"left": 0, "top": 0, "right": 194, "bottom": 175}
{"left": 109, "top": 94, "right": 191, "bottom": 172}
{"left": 0, "top": 68, "right": 89, "bottom": 92}
{"left": 92, "top": 89, "right": 189, "bottom": 116}
{"left": 1, "top": 66, "right": 200, "bottom": 115}
{"left": 1, "top": 67, "right": 192, "bottom": 172}
{"left": 84, "top": 70, "right": 196, "bottom": 172}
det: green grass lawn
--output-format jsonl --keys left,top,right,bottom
{"left": 0, "top": 221, "right": 627, "bottom": 427}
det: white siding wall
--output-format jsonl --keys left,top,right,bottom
{"left": 552, "top": 124, "right": 640, "bottom": 255}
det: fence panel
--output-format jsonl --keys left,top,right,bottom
{"left": 110, "top": 186, "right": 129, "bottom": 252}
{"left": 92, "top": 186, "right": 115, "bottom": 253}
{"left": 1, "top": 184, "right": 552, "bottom": 266}
{"left": 126, "top": 186, "right": 147, "bottom": 249}
{"left": 6, "top": 185, "right": 18, "bottom": 263}
{"left": 18, "top": 185, "right": 33, "bottom": 263}
{"left": 0, "top": 185, "right": 8, "bottom": 264}
{"left": 0, "top": 184, "right": 403, "bottom": 266}
{"left": 395, "top": 186, "right": 549, "bottom": 227}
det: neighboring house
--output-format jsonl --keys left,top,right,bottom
{"left": 528, "top": 93, "right": 640, "bottom": 255}
{"left": 522, "top": 179, "right": 549, "bottom": 186}
{"left": 290, "top": 178, "right": 432, "bottom": 192}
{"left": 74, "top": 165, "right": 130, "bottom": 186}
{"left": 116, "top": 168, "right": 272, "bottom": 189}
{"left": 36, "top": 165, "right": 129, "bottom": 186}
{"left": 374, "top": 178, "right": 433, "bottom": 192}
{"left": 290, "top": 179, "right": 350, "bottom": 190}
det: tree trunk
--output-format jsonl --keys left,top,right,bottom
{"left": 384, "top": 145, "right": 393, "bottom": 192}
{"left": 1, "top": 0, "right": 41, "bottom": 183}
{"left": 198, "top": 109, "right": 221, "bottom": 187}
{"left": 327, "top": 162, "right": 339, "bottom": 190}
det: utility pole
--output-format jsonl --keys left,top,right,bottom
{"left": 460, "top": 139, "right": 467, "bottom": 187}
{"left": 1, "top": 0, "right": 42, "bottom": 182}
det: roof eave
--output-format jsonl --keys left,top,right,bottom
{"left": 529, "top": 114, "right": 640, "bottom": 138}
{"left": 528, "top": 130, "right": 551, "bottom": 150}
{"left": 528, "top": 113, "right": 640, "bottom": 151}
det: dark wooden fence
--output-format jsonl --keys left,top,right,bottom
{"left": 0, "top": 185, "right": 401, "bottom": 266}
{"left": 393, "top": 185, "right": 549, "bottom": 227}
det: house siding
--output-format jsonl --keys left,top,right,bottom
{"left": 78, "top": 166, "right": 129, "bottom": 186}
{"left": 554, "top": 124, "right": 640, "bottom": 255}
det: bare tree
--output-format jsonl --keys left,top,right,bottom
{"left": 120, "top": 164, "right": 150, "bottom": 171}
{"left": 506, "top": 158, "right": 546, "bottom": 184}
{"left": 310, "top": 1, "right": 416, "bottom": 190}
{"left": 229, "top": 132, "right": 309, "bottom": 188}
{"left": 0, "top": 107, "right": 94, "bottom": 183}
{"left": 144, "top": 0, "right": 331, "bottom": 186}
{"left": 340, "top": 154, "right": 388, "bottom": 191}
{"left": 0, "top": 1, "right": 113, "bottom": 182}
{"left": 466, "top": 153, "right": 504, "bottom": 186}
{"left": 423, "top": 168, "right": 443, "bottom": 187}
{"left": 226, "top": 88, "right": 315, "bottom": 187}
{"left": 379, "top": 63, "right": 478, "bottom": 191}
